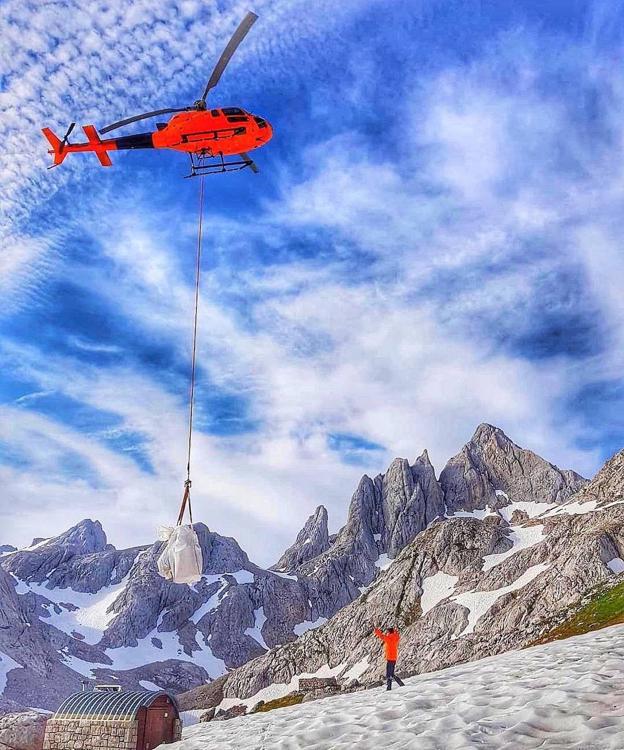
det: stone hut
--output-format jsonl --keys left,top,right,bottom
{"left": 43, "top": 689, "right": 182, "bottom": 750}
{"left": 297, "top": 676, "right": 338, "bottom": 692}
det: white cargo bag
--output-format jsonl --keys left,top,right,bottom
{"left": 157, "top": 524, "right": 203, "bottom": 584}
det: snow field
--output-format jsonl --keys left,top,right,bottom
{"left": 171, "top": 623, "right": 624, "bottom": 749}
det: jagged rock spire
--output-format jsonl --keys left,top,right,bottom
{"left": 272, "top": 506, "right": 330, "bottom": 573}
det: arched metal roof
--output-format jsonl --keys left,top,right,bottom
{"left": 53, "top": 690, "right": 176, "bottom": 721}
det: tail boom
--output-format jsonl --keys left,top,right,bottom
{"left": 41, "top": 124, "right": 117, "bottom": 167}
{"left": 42, "top": 124, "right": 156, "bottom": 168}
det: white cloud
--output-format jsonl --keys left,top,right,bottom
{"left": 0, "top": 0, "right": 372, "bottom": 307}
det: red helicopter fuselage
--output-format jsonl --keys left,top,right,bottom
{"left": 42, "top": 107, "right": 272, "bottom": 168}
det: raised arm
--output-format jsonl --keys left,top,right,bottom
{"left": 373, "top": 627, "right": 385, "bottom": 640}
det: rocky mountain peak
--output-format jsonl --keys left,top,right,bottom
{"left": 470, "top": 422, "right": 507, "bottom": 446}
{"left": 572, "top": 448, "right": 624, "bottom": 507}
{"left": 415, "top": 448, "right": 432, "bottom": 466}
{"left": 55, "top": 518, "right": 108, "bottom": 554}
{"left": 441, "top": 425, "right": 588, "bottom": 514}
{"left": 272, "top": 506, "right": 329, "bottom": 573}
{"left": 2, "top": 518, "right": 109, "bottom": 589}
{"left": 194, "top": 523, "right": 251, "bottom": 574}
{"left": 287, "top": 451, "right": 446, "bottom": 587}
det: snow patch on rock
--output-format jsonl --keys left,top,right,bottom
{"left": 374, "top": 554, "right": 392, "bottom": 571}
{"left": 293, "top": 617, "right": 327, "bottom": 637}
{"left": 452, "top": 563, "right": 549, "bottom": 637}
{"left": 497, "top": 501, "right": 556, "bottom": 521}
{"left": 607, "top": 557, "right": 624, "bottom": 574}
{"left": 342, "top": 656, "right": 370, "bottom": 683}
{"left": 482, "top": 524, "right": 545, "bottom": 571}
{"left": 448, "top": 506, "right": 496, "bottom": 520}
{"left": 244, "top": 608, "right": 268, "bottom": 650}
{"left": 419, "top": 571, "right": 459, "bottom": 615}
{"left": 139, "top": 679, "right": 162, "bottom": 691}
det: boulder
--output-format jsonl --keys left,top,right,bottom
{"left": 0, "top": 711, "right": 48, "bottom": 750}
{"left": 214, "top": 704, "right": 247, "bottom": 721}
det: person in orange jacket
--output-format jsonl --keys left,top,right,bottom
{"left": 373, "top": 626, "right": 405, "bottom": 690}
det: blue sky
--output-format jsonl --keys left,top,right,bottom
{"left": 1, "top": 0, "right": 624, "bottom": 565}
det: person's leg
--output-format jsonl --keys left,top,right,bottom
{"left": 386, "top": 660, "right": 395, "bottom": 690}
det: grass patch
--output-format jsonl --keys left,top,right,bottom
{"left": 532, "top": 579, "right": 624, "bottom": 646}
{"left": 251, "top": 694, "right": 304, "bottom": 713}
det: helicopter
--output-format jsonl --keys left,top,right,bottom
{"left": 42, "top": 11, "right": 272, "bottom": 176}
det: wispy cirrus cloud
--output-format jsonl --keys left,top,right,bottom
{"left": 1, "top": 1, "right": 624, "bottom": 564}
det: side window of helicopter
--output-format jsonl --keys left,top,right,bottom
{"left": 222, "top": 107, "right": 244, "bottom": 115}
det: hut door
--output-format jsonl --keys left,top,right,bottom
{"left": 143, "top": 706, "right": 175, "bottom": 748}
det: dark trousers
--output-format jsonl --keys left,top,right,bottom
{"left": 386, "top": 660, "right": 404, "bottom": 690}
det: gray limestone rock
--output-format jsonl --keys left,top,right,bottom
{"left": 272, "top": 506, "right": 329, "bottom": 573}
{"left": 185, "top": 447, "right": 622, "bottom": 711}
{"left": 214, "top": 704, "right": 246, "bottom": 721}
{"left": 572, "top": 448, "right": 624, "bottom": 507}
{"left": 0, "top": 711, "right": 48, "bottom": 750}
{"left": 3, "top": 520, "right": 108, "bottom": 586}
{"left": 440, "top": 423, "right": 587, "bottom": 514}
{"left": 177, "top": 675, "right": 227, "bottom": 712}
{"left": 90, "top": 659, "right": 209, "bottom": 693}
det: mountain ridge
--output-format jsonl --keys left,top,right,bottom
{"left": 0, "top": 424, "right": 599, "bottom": 713}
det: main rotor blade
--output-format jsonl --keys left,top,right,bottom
{"left": 100, "top": 107, "right": 189, "bottom": 134}
{"left": 201, "top": 11, "right": 258, "bottom": 102}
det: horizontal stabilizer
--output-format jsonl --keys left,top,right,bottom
{"left": 82, "top": 125, "right": 113, "bottom": 167}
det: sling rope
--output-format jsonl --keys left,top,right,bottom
{"left": 177, "top": 174, "right": 206, "bottom": 527}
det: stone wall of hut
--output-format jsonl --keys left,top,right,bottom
{"left": 173, "top": 719, "right": 183, "bottom": 740}
{"left": 43, "top": 718, "right": 138, "bottom": 750}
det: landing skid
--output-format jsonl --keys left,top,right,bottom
{"left": 185, "top": 151, "right": 257, "bottom": 178}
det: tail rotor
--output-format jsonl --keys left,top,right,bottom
{"left": 42, "top": 122, "right": 76, "bottom": 168}
{"left": 60, "top": 122, "right": 76, "bottom": 152}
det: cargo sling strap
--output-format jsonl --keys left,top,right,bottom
{"left": 177, "top": 174, "right": 205, "bottom": 527}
